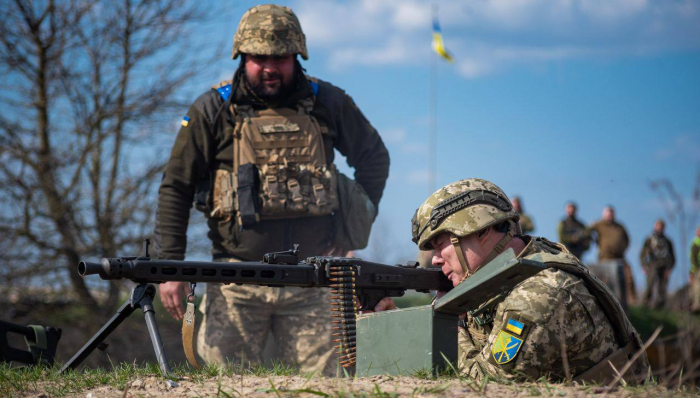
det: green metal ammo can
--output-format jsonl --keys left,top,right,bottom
{"left": 355, "top": 249, "right": 546, "bottom": 376}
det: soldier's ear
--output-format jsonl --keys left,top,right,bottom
{"left": 477, "top": 227, "right": 490, "bottom": 239}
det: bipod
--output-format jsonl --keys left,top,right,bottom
{"left": 60, "top": 283, "right": 178, "bottom": 383}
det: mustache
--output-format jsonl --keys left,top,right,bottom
{"left": 261, "top": 71, "right": 282, "bottom": 81}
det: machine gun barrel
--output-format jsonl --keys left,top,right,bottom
{"left": 80, "top": 257, "right": 318, "bottom": 287}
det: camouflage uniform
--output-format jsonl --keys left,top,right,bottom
{"left": 639, "top": 232, "right": 675, "bottom": 308}
{"left": 413, "top": 179, "right": 648, "bottom": 383}
{"left": 457, "top": 237, "right": 646, "bottom": 382}
{"left": 557, "top": 216, "right": 590, "bottom": 260}
{"left": 197, "top": 261, "right": 335, "bottom": 375}
{"left": 155, "top": 5, "right": 389, "bottom": 375}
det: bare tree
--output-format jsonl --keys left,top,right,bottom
{"left": 0, "top": 0, "right": 218, "bottom": 313}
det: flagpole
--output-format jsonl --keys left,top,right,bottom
{"left": 429, "top": 5, "right": 437, "bottom": 195}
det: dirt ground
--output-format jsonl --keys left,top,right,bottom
{"left": 22, "top": 374, "right": 684, "bottom": 397}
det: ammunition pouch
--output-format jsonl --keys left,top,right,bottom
{"left": 194, "top": 171, "right": 213, "bottom": 213}
{"left": 331, "top": 172, "right": 376, "bottom": 251}
{"left": 237, "top": 163, "right": 261, "bottom": 228}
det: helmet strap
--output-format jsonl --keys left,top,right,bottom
{"left": 479, "top": 221, "right": 516, "bottom": 267}
{"left": 450, "top": 236, "right": 472, "bottom": 281}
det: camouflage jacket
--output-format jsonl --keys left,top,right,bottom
{"left": 459, "top": 236, "right": 647, "bottom": 382}
{"left": 557, "top": 216, "right": 590, "bottom": 257}
{"left": 639, "top": 233, "right": 675, "bottom": 270}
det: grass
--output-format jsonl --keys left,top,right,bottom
{"left": 0, "top": 359, "right": 305, "bottom": 397}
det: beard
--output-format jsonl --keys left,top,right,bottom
{"left": 245, "top": 70, "right": 295, "bottom": 103}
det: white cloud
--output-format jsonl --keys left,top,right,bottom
{"left": 293, "top": 0, "right": 700, "bottom": 78}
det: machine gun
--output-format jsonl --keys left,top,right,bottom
{"left": 62, "top": 239, "right": 452, "bottom": 377}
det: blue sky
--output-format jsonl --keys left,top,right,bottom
{"left": 177, "top": 0, "right": 700, "bottom": 293}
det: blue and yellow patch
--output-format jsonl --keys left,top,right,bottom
{"left": 492, "top": 330, "right": 523, "bottom": 365}
{"left": 181, "top": 116, "right": 191, "bottom": 127}
{"left": 506, "top": 318, "right": 524, "bottom": 335}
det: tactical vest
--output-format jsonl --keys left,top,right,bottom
{"left": 524, "top": 238, "right": 647, "bottom": 384}
{"left": 210, "top": 79, "right": 339, "bottom": 228}
{"left": 648, "top": 235, "right": 672, "bottom": 263}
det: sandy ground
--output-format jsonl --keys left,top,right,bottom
{"left": 22, "top": 375, "right": 681, "bottom": 397}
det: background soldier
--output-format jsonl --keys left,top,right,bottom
{"left": 589, "top": 206, "right": 636, "bottom": 308}
{"left": 690, "top": 227, "right": 700, "bottom": 312}
{"left": 639, "top": 219, "right": 675, "bottom": 309}
{"left": 557, "top": 201, "right": 590, "bottom": 260}
{"left": 155, "top": 4, "right": 389, "bottom": 374}
{"left": 512, "top": 196, "right": 535, "bottom": 234}
{"left": 405, "top": 178, "right": 648, "bottom": 383}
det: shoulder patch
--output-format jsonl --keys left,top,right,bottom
{"left": 216, "top": 84, "right": 232, "bottom": 102}
{"left": 181, "top": 115, "right": 191, "bottom": 127}
{"left": 309, "top": 81, "right": 319, "bottom": 97}
{"left": 492, "top": 330, "right": 523, "bottom": 365}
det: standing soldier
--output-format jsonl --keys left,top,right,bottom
{"left": 639, "top": 220, "right": 675, "bottom": 308}
{"left": 589, "top": 206, "right": 635, "bottom": 308}
{"left": 557, "top": 201, "right": 590, "bottom": 260}
{"left": 155, "top": 4, "right": 390, "bottom": 374}
{"left": 512, "top": 196, "right": 535, "bottom": 234}
{"left": 690, "top": 227, "right": 700, "bottom": 312}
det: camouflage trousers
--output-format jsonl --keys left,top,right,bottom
{"left": 642, "top": 265, "right": 670, "bottom": 309}
{"left": 196, "top": 259, "right": 337, "bottom": 376}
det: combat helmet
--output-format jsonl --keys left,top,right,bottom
{"left": 232, "top": 4, "right": 308, "bottom": 60}
{"left": 411, "top": 178, "right": 520, "bottom": 279}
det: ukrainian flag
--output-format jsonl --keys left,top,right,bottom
{"left": 506, "top": 319, "right": 524, "bottom": 335}
{"left": 432, "top": 17, "right": 453, "bottom": 62}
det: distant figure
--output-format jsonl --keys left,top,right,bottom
{"left": 690, "top": 227, "right": 700, "bottom": 312}
{"left": 589, "top": 206, "right": 636, "bottom": 308}
{"left": 512, "top": 196, "right": 535, "bottom": 234}
{"left": 557, "top": 202, "right": 590, "bottom": 260}
{"left": 639, "top": 219, "right": 675, "bottom": 309}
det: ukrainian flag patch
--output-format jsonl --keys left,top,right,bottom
{"left": 506, "top": 318, "right": 524, "bottom": 335}
{"left": 181, "top": 116, "right": 191, "bottom": 127}
{"left": 492, "top": 330, "right": 523, "bottom": 365}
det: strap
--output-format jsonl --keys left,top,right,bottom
{"left": 479, "top": 224, "right": 515, "bottom": 267}
{"left": 450, "top": 236, "right": 471, "bottom": 278}
{"left": 182, "top": 302, "right": 200, "bottom": 369}
{"left": 252, "top": 140, "right": 307, "bottom": 150}
{"left": 255, "top": 155, "right": 312, "bottom": 164}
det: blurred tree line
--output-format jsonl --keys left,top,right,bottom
{"left": 0, "top": 0, "right": 218, "bottom": 315}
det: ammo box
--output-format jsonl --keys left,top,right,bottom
{"left": 355, "top": 249, "right": 546, "bottom": 376}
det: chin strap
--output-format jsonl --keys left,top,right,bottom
{"left": 451, "top": 221, "right": 518, "bottom": 283}
{"left": 450, "top": 236, "right": 473, "bottom": 282}
{"left": 480, "top": 221, "right": 516, "bottom": 266}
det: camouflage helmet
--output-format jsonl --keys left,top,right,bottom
{"left": 232, "top": 4, "right": 308, "bottom": 60}
{"left": 411, "top": 178, "right": 519, "bottom": 251}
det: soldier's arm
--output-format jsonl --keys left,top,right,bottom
{"left": 332, "top": 93, "right": 390, "bottom": 209}
{"left": 156, "top": 99, "right": 216, "bottom": 260}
